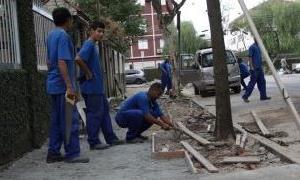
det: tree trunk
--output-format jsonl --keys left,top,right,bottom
{"left": 206, "top": 0, "right": 235, "bottom": 140}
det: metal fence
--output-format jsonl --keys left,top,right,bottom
{"left": 102, "top": 43, "right": 126, "bottom": 98}
{"left": 33, "top": 1, "right": 54, "bottom": 71}
{"left": 0, "top": 0, "right": 21, "bottom": 69}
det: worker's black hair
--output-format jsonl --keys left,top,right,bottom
{"left": 149, "top": 82, "right": 163, "bottom": 92}
{"left": 52, "top": 7, "right": 72, "bottom": 26}
{"left": 89, "top": 20, "right": 105, "bottom": 30}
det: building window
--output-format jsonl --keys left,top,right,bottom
{"left": 159, "top": 39, "right": 165, "bottom": 48}
{"left": 161, "top": 0, "right": 166, "bottom": 5}
{"left": 139, "top": 18, "right": 147, "bottom": 33}
{"left": 138, "top": 39, "right": 148, "bottom": 49}
{"left": 137, "top": 0, "right": 145, "bottom": 6}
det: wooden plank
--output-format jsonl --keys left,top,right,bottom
{"left": 152, "top": 133, "right": 156, "bottom": 153}
{"left": 240, "top": 132, "right": 248, "bottom": 148}
{"left": 235, "top": 134, "right": 241, "bottom": 146}
{"left": 184, "top": 151, "right": 198, "bottom": 174}
{"left": 191, "top": 99, "right": 300, "bottom": 164}
{"left": 234, "top": 123, "right": 300, "bottom": 164}
{"left": 181, "top": 141, "right": 218, "bottom": 173}
{"left": 177, "top": 122, "right": 210, "bottom": 145}
{"left": 251, "top": 111, "right": 271, "bottom": 136}
{"left": 222, "top": 156, "right": 260, "bottom": 164}
{"left": 151, "top": 132, "right": 184, "bottom": 159}
{"left": 151, "top": 151, "right": 185, "bottom": 159}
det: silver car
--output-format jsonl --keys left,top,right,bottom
{"left": 179, "top": 48, "right": 241, "bottom": 96}
{"left": 125, "top": 69, "right": 146, "bottom": 84}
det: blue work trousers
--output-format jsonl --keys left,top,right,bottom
{"left": 82, "top": 94, "right": 118, "bottom": 146}
{"left": 116, "top": 109, "right": 159, "bottom": 140}
{"left": 161, "top": 75, "right": 172, "bottom": 92}
{"left": 115, "top": 110, "right": 160, "bottom": 140}
{"left": 48, "top": 94, "right": 80, "bottom": 159}
{"left": 242, "top": 69, "right": 267, "bottom": 99}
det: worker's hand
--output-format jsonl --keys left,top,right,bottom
{"left": 161, "top": 123, "right": 171, "bottom": 130}
{"left": 85, "top": 71, "right": 93, "bottom": 80}
{"left": 66, "top": 86, "right": 76, "bottom": 101}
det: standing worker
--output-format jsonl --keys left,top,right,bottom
{"left": 46, "top": 7, "right": 89, "bottom": 163}
{"left": 115, "top": 83, "right": 173, "bottom": 143}
{"left": 160, "top": 58, "right": 172, "bottom": 95}
{"left": 242, "top": 39, "right": 271, "bottom": 103}
{"left": 76, "top": 21, "right": 124, "bottom": 150}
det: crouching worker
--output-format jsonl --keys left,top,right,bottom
{"left": 115, "top": 83, "right": 173, "bottom": 143}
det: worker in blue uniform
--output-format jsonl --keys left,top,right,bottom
{"left": 238, "top": 57, "right": 250, "bottom": 90}
{"left": 75, "top": 21, "right": 124, "bottom": 150}
{"left": 160, "top": 58, "right": 172, "bottom": 95}
{"left": 46, "top": 7, "right": 89, "bottom": 163}
{"left": 242, "top": 39, "right": 271, "bottom": 103}
{"left": 115, "top": 83, "right": 173, "bottom": 143}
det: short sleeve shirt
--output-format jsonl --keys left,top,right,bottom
{"left": 78, "top": 40, "right": 104, "bottom": 94}
{"left": 118, "top": 92, "right": 163, "bottom": 117}
{"left": 249, "top": 43, "right": 262, "bottom": 70}
{"left": 46, "top": 27, "right": 75, "bottom": 94}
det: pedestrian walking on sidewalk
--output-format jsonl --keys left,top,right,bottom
{"left": 75, "top": 21, "right": 124, "bottom": 150}
{"left": 115, "top": 83, "right": 174, "bottom": 143}
{"left": 46, "top": 7, "right": 89, "bottom": 163}
{"left": 242, "top": 39, "right": 271, "bottom": 103}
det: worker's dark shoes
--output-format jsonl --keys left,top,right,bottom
{"left": 46, "top": 154, "right": 64, "bottom": 163}
{"left": 90, "top": 143, "right": 110, "bottom": 150}
{"left": 260, "top": 97, "right": 271, "bottom": 101}
{"left": 242, "top": 97, "right": 250, "bottom": 103}
{"left": 65, "top": 156, "right": 89, "bottom": 163}
{"left": 126, "top": 137, "right": 144, "bottom": 144}
{"left": 138, "top": 135, "right": 149, "bottom": 140}
{"left": 109, "top": 139, "right": 126, "bottom": 146}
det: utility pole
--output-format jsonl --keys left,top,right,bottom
{"left": 206, "top": 0, "right": 235, "bottom": 140}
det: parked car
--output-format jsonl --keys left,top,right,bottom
{"left": 179, "top": 48, "right": 241, "bottom": 96}
{"left": 292, "top": 63, "right": 300, "bottom": 73}
{"left": 125, "top": 69, "right": 146, "bottom": 84}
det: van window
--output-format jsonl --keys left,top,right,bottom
{"left": 181, "top": 55, "right": 195, "bottom": 69}
{"left": 201, "top": 51, "right": 236, "bottom": 67}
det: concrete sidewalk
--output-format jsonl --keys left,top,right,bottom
{"left": 0, "top": 117, "right": 197, "bottom": 180}
{"left": 199, "top": 164, "right": 300, "bottom": 180}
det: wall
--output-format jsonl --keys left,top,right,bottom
{"left": 0, "top": 0, "right": 50, "bottom": 165}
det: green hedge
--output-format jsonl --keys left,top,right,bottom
{"left": 0, "top": 70, "right": 49, "bottom": 165}
{"left": 0, "top": 70, "right": 31, "bottom": 165}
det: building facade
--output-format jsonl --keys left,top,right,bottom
{"left": 126, "top": 0, "right": 169, "bottom": 69}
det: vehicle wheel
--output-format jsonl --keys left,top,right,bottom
{"left": 200, "top": 90, "right": 209, "bottom": 97}
{"left": 134, "top": 78, "right": 144, "bottom": 84}
{"left": 194, "top": 85, "right": 200, "bottom": 95}
{"left": 232, "top": 86, "right": 241, "bottom": 94}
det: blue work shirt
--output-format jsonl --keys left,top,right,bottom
{"left": 118, "top": 92, "right": 163, "bottom": 117}
{"left": 239, "top": 62, "right": 250, "bottom": 78}
{"left": 46, "top": 27, "right": 75, "bottom": 94}
{"left": 78, "top": 39, "right": 104, "bottom": 94}
{"left": 160, "top": 60, "right": 172, "bottom": 78}
{"left": 249, "top": 43, "right": 262, "bottom": 70}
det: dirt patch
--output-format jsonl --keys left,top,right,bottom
{"left": 154, "top": 97, "right": 289, "bottom": 174}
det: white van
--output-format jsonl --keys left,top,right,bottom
{"left": 179, "top": 48, "right": 241, "bottom": 96}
